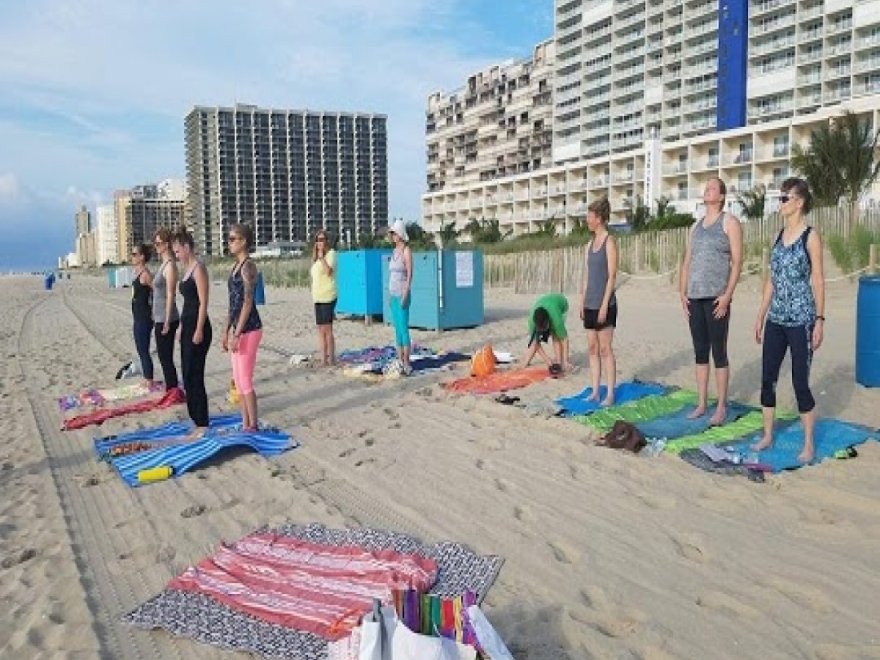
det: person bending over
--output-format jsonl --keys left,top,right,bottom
{"left": 523, "top": 292, "right": 571, "bottom": 373}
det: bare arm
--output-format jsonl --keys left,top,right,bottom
{"left": 141, "top": 268, "right": 154, "bottom": 288}
{"left": 163, "top": 263, "right": 177, "bottom": 329}
{"left": 320, "top": 249, "right": 335, "bottom": 276}
{"left": 679, "top": 224, "right": 696, "bottom": 315}
{"left": 234, "top": 261, "right": 258, "bottom": 337}
{"left": 601, "top": 236, "right": 618, "bottom": 312}
{"left": 807, "top": 230, "right": 825, "bottom": 350}
{"left": 193, "top": 263, "right": 209, "bottom": 339}
{"left": 754, "top": 239, "right": 775, "bottom": 343}
{"left": 402, "top": 247, "right": 413, "bottom": 303}
{"left": 722, "top": 215, "right": 744, "bottom": 298}
{"left": 579, "top": 242, "right": 591, "bottom": 311}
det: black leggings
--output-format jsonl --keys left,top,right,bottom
{"left": 154, "top": 320, "right": 179, "bottom": 390}
{"left": 761, "top": 320, "right": 815, "bottom": 413}
{"left": 688, "top": 298, "right": 730, "bottom": 368}
{"left": 180, "top": 316, "right": 212, "bottom": 427}
{"left": 133, "top": 319, "right": 154, "bottom": 380}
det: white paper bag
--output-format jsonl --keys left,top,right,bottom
{"left": 357, "top": 604, "right": 476, "bottom": 660}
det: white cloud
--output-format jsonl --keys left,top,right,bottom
{"left": 0, "top": 173, "right": 21, "bottom": 204}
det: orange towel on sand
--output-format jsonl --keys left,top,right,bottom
{"left": 443, "top": 365, "right": 551, "bottom": 394}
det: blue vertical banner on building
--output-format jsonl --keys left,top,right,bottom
{"left": 716, "top": 1, "right": 749, "bottom": 131}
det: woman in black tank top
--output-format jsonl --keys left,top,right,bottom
{"left": 172, "top": 227, "right": 212, "bottom": 438}
{"left": 129, "top": 243, "right": 154, "bottom": 385}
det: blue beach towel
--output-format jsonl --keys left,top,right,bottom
{"left": 94, "top": 413, "right": 243, "bottom": 458}
{"left": 637, "top": 401, "right": 753, "bottom": 440}
{"left": 726, "top": 418, "right": 880, "bottom": 472}
{"left": 556, "top": 381, "right": 666, "bottom": 416}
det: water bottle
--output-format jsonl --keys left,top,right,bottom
{"left": 647, "top": 437, "right": 667, "bottom": 457}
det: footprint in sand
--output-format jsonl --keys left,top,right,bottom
{"left": 475, "top": 459, "right": 485, "bottom": 470}
{"left": 364, "top": 437, "right": 375, "bottom": 448}
{"left": 1, "top": 547, "right": 37, "bottom": 569}
{"left": 156, "top": 545, "right": 177, "bottom": 563}
{"left": 383, "top": 408, "right": 400, "bottom": 421}
{"left": 765, "top": 576, "right": 833, "bottom": 613}
{"left": 180, "top": 504, "right": 207, "bottom": 519}
{"left": 339, "top": 448, "right": 356, "bottom": 458}
{"left": 695, "top": 590, "right": 761, "bottom": 619}
{"left": 670, "top": 533, "right": 707, "bottom": 563}
{"left": 513, "top": 504, "right": 535, "bottom": 523}
{"left": 354, "top": 458, "right": 376, "bottom": 468}
{"left": 547, "top": 541, "right": 579, "bottom": 565}
{"left": 493, "top": 478, "right": 508, "bottom": 493}
{"left": 80, "top": 474, "right": 102, "bottom": 488}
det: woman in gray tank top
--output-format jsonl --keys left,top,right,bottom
{"left": 678, "top": 177, "right": 743, "bottom": 425}
{"left": 151, "top": 227, "right": 180, "bottom": 391}
{"left": 578, "top": 198, "right": 619, "bottom": 406}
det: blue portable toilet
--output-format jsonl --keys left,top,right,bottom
{"left": 107, "top": 268, "right": 116, "bottom": 288}
{"left": 856, "top": 275, "right": 880, "bottom": 387}
{"left": 254, "top": 271, "right": 266, "bottom": 305}
{"left": 382, "top": 249, "right": 484, "bottom": 331}
{"left": 337, "top": 249, "right": 392, "bottom": 318}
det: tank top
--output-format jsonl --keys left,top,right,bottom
{"left": 179, "top": 263, "right": 203, "bottom": 320}
{"left": 768, "top": 226, "right": 815, "bottom": 327}
{"left": 585, "top": 236, "right": 617, "bottom": 309}
{"left": 151, "top": 261, "right": 179, "bottom": 323}
{"left": 687, "top": 213, "right": 731, "bottom": 299}
{"left": 131, "top": 270, "right": 152, "bottom": 322}
{"left": 388, "top": 248, "right": 407, "bottom": 297}
{"left": 228, "top": 259, "right": 262, "bottom": 334}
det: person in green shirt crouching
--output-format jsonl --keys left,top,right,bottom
{"left": 524, "top": 292, "right": 572, "bottom": 375}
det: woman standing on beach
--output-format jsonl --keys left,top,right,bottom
{"left": 579, "top": 198, "right": 618, "bottom": 406}
{"left": 172, "top": 227, "right": 212, "bottom": 438}
{"left": 130, "top": 243, "right": 155, "bottom": 387}
{"left": 679, "top": 177, "right": 743, "bottom": 425}
{"left": 310, "top": 229, "right": 337, "bottom": 366}
{"left": 387, "top": 219, "right": 413, "bottom": 375}
{"left": 753, "top": 178, "right": 825, "bottom": 463}
{"left": 151, "top": 228, "right": 180, "bottom": 391}
{"left": 222, "top": 223, "right": 262, "bottom": 431}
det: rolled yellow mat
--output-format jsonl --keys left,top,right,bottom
{"left": 137, "top": 465, "right": 173, "bottom": 483}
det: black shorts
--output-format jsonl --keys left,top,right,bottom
{"left": 315, "top": 300, "right": 336, "bottom": 325}
{"left": 583, "top": 305, "right": 617, "bottom": 330}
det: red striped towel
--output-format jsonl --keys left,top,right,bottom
{"left": 169, "top": 532, "right": 437, "bottom": 640}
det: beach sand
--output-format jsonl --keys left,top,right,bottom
{"left": 1, "top": 269, "right": 878, "bottom": 659}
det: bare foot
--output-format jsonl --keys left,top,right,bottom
{"left": 751, "top": 435, "right": 773, "bottom": 451}
{"left": 600, "top": 397, "right": 615, "bottom": 408}
{"left": 708, "top": 406, "right": 727, "bottom": 426}
{"left": 687, "top": 406, "right": 707, "bottom": 419}
{"left": 586, "top": 392, "right": 600, "bottom": 402}
{"left": 185, "top": 427, "right": 207, "bottom": 442}
{"left": 797, "top": 443, "right": 815, "bottom": 464}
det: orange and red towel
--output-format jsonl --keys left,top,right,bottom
{"left": 443, "top": 365, "right": 552, "bottom": 395}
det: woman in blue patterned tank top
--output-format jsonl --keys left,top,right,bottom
{"left": 753, "top": 178, "right": 826, "bottom": 464}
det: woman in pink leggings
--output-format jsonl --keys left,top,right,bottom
{"left": 222, "top": 223, "right": 263, "bottom": 430}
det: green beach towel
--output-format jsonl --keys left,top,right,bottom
{"left": 664, "top": 410, "right": 797, "bottom": 455}
{"left": 575, "top": 389, "right": 698, "bottom": 434}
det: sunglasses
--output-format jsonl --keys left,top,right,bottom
{"left": 779, "top": 194, "right": 797, "bottom": 203}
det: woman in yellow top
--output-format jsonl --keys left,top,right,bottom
{"left": 310, "top": 230, "right": 338, "bottom": 365}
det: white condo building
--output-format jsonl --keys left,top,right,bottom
{"left": 422, "top": 0, "right": 880, "bottom": 233}
{"left": 95, "top": 204, "right": 118, "bottom": 265}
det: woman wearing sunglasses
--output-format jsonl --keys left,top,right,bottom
{"left": 172, "top": 227, "right": 212, "bottom": 439}
{"left": 310, "top": 230, "right": 337, "bottom": 366}
{"left": 753, "top": 178, "right": 825, "bottom": 463}
{"left": 222, "top": 223, "right": 262, "bottom": 430}
{"left": 129, "top": 242, "right": 155, "bottom": 387}
{"left": 151, "top": 227, "right": 180, "bottom": 392}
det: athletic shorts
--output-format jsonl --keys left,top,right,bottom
{"left": 315, "top": 299, "right": 336, "bottom": 325}
{"left": 582, "top": 305, "right": 618, "bottom": 330}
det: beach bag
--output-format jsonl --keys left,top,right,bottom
{"left": 471, "top": 344, "right": 497, "bottom": 378}
{"left": 329, "top": 601, "right": 476, "bottom": 660}
{"left": 599, "top": 420, "right": 647, "bottom": 453}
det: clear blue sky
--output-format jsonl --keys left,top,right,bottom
{"left": 0, "top": 0, "right": 553, "bottom": 271}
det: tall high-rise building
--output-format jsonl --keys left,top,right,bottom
{"left": 74, "top": 205, "right": 91, "bottom": 235}
{"left": 117, "top": 182, "right": 185, "bottom": 255}
{"left": 422, "top": 0, "right": 880, "bottom": 233}
{"left": 426, "top": 39, "right": 555, "bottom": 192}
{"left": 95, "top": 204, "right": 119, "bottom": 265}
{"left": 185, "top": 104, "right": 388, "bottom": 256}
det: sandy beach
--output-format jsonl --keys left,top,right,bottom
{"left": 1, "top": 268, "right": 878, "bottom": 659}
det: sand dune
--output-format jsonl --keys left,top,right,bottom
{"left": 0, "top": 271, "right": 877, "bottom": 659}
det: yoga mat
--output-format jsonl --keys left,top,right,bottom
{"left": 556, "top": 381, "right": 667, "bottom": 416}
{"left": 725, "top": 418, "right": 880, "bottom": 472}
{"left": 663, "top": 410, "right": 797, "bottom": 455}
{"left": 94, "top": 413, "right": 244, "bottom": 459}
{"left": 637, "top": 401, "right": 754, "bottom": 440}
{"left": 108, "top": 425, "right": 297, "bottom": 487}
{"left": 573, "top": 389, "right": 697, "bottom": 433}
{"left": 62, "top": 387, "right": 185, "bottom": 431}
{"left": 443, "top": 365, "right": 551, "bottom": 394}
{"left": 123, "top": 522, "right": 504, "bottom": 660}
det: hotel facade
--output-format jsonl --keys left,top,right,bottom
{"left": 185, "top": 105, "right": 388, "bottom": 257}
{"left": 422, "top": 0, "right": 880, "bottom": 234}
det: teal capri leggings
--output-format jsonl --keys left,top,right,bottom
{"left": 390, "top": 296, "right": 411, "bottom": 348}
